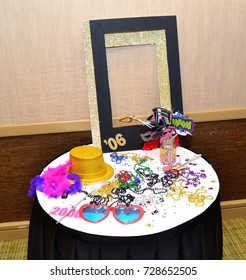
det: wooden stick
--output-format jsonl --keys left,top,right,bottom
{"left": 130, "top": 115, "right": 154, "bottom": 128}
{"left": 176, "top": 154, "right": 202, "bottom": 170}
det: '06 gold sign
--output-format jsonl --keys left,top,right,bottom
{"left": 103, "top": 133, "right": 127, "bottom": 151}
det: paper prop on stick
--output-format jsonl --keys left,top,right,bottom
{"left": 152, "top": 107, "right": 173, "bottom": 126}
{"left": 171, "top": 112, "right": 194, "bottom": 136}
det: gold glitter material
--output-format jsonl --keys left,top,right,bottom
{"left": 70, "top": 145, "right": 102, "bottom": 159}
{"left": 69, "top": 145, "right": 114, "bottom": 184}
{"left": 83, "top": 21, "right": 101, "bottom": 148}
{"left": 105, "top": 30, "right": 171, "bottom": 110}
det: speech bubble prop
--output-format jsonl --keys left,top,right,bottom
{"left": 172, "top": 112, "right": 195, "bottom": 136}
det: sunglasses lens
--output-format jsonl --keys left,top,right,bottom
{"left": 80, "top": 205, "right": 109, "bottom": 223}
{"left": 114, "top": 205, "right": 143, "bottom": 224}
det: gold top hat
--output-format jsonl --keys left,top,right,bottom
{"left": 69, "top": 145, "right": 114, "bottom": 184}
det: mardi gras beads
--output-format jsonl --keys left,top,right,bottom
{"left": 111, "top": 187, "right": 135, "bottom": 206}
{"left": 179, "top": 168, "right": 207, "bottom": 187}
{"left": 110, "top": 152, "right": 126, "bottom": 164}
{"left": 166, "top": 185, "right": 189, "bottom": 201}
{"left": 186, "top": 188, "right": 213, "bottom": 206}
{"left": 166, "top": 184, "right": 213, "bottom": 206}
{"left": 93, "top": 180, "right": 119, "bottom": 199}
{"left": 122, "top": 152, "right": 153, "bottom": 163}
{"left": 115, "top": 170, "right": 141, "bottom": 189}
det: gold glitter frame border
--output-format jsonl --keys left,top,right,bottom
{"left": 105, "top": 30, "right": 171, "bottom": 110}
{"left": 84, "top": 23, "right": 171, "bottom": 149}
{"left": 84, "top": 21, "right": 101, "bottom": 148}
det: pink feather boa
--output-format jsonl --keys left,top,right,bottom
{"left": 28, "top": 161, "right": 82, "bottom": 199}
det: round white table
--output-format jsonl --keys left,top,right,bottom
{"left": 28, "top": 147, "right": 222, "bottom": 259}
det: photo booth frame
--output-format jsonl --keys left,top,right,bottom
{"left": 84, "top": 16, "right": 183, "bottom": 152}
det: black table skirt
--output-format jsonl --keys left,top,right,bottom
{"left": 27, "top": 195, "right": 223, "bottom": 260}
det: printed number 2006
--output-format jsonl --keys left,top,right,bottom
{"left": 50, "top": 207, "right": 81, "bottom": 218}
{"left": 103, "top": 133, "right": 126, "bottom": 151}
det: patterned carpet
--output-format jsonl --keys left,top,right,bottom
{"left": 0, "top": 238, "right": 27, "bottom": 260}
{"left": 0, "top": 217, "right": 245, "bottom": 260}
{"left": 222, "top": 217, "right": 246, "bottom": 260}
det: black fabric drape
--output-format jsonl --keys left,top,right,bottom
{"left": 27, "top": 195, "right": 223, "bottom": 260}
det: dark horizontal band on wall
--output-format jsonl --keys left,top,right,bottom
{"left": 0, "top": 108, "right": 245, "bottom": 137}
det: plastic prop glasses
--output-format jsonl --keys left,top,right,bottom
{"left": 140, "top": 125, "right": 167, "bottom": 142}
{"left": 79, "top": 204, "right": 144, "bottom": 224}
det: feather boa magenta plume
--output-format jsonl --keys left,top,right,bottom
{"left": 28, "top": 161, "right": 82, "bottom": 199}
{"left": 42, "top": 161, "right": 72, "bottom": 198}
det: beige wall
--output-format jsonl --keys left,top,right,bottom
{"left": 0, "top": 0, "right": 246, "bottom": 130}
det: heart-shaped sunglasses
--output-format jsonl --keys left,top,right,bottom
{"left": 79, "top": 204, "right": 144, "bottom": 224}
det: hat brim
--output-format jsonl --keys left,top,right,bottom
{"left": 81, "top": 163, "right": 114, "bottom": 185}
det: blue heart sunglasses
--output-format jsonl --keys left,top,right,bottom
{"left": 79, "top": 204, "right": 144, "bottom": 224}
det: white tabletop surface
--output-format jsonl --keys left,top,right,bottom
{"left": 37, "top": 147, "right": 219, "bottom": 237}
